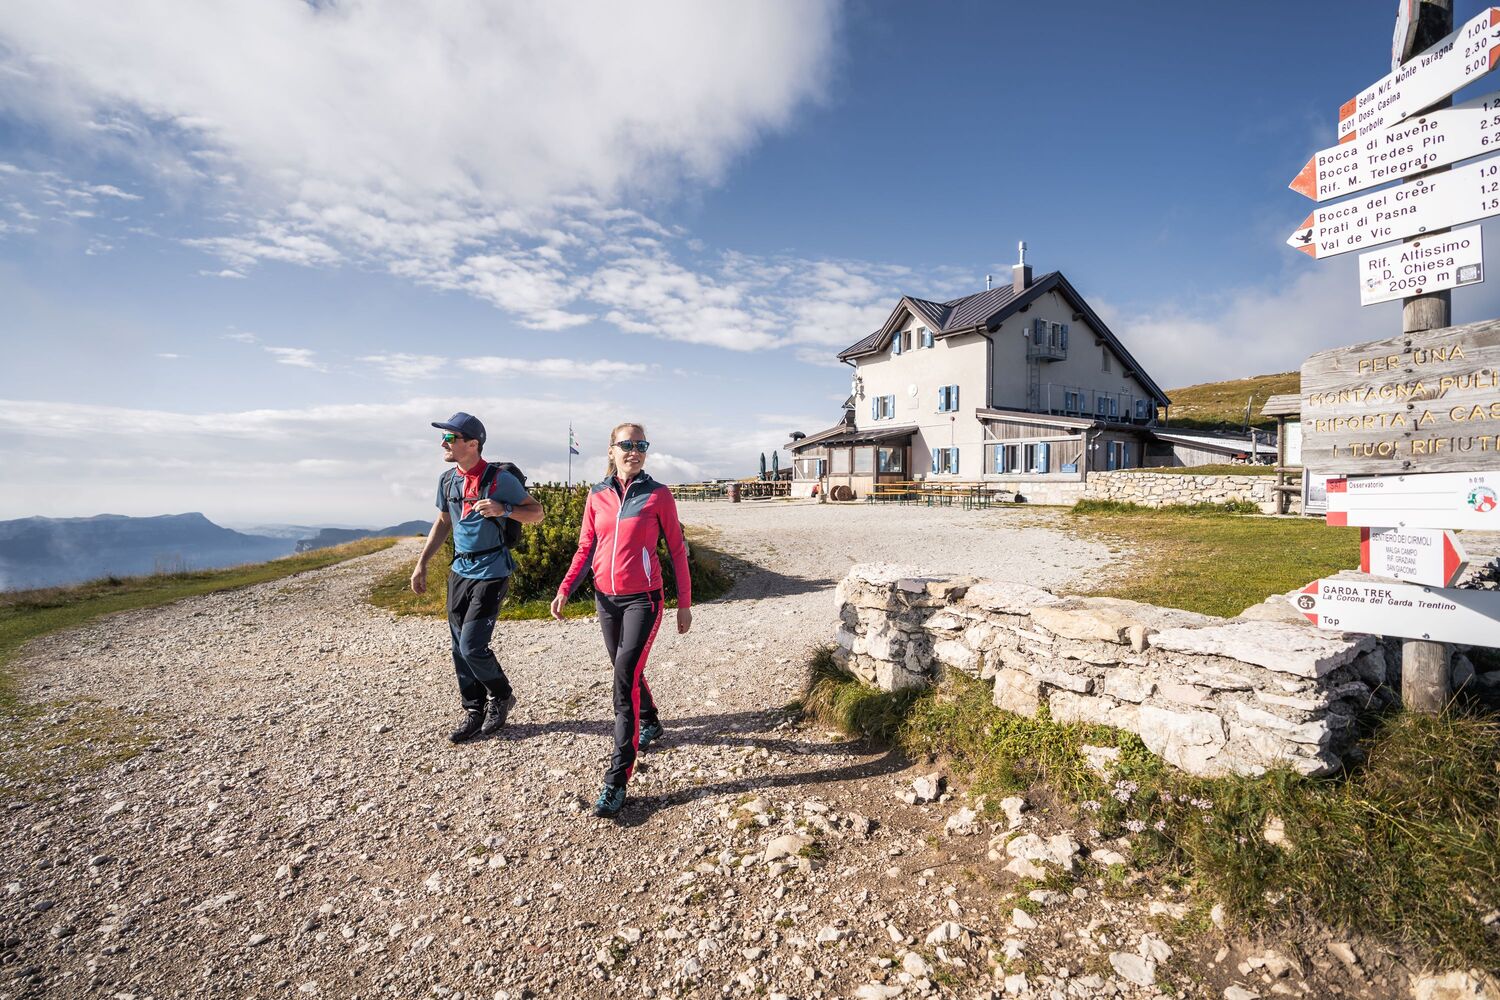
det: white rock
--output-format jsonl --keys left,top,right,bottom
{"left": 1003, "top": 972, "right": 1030, "bottom": 995}
{"left": 1108, "top": 952, "right": 1156, "bottom": 987}
{"left": 1327, "top": 942, "right": 1358, "bottom": 967}
{"left": 764, "top": 834, "right": 810, "bottom": 863}
{"left": 924, "top": 921, "right": 964, "bottom": 946}
{"left": 1409, "top": 968, "right": 1500, "bottom": 1000}
{"left": 815, "top": 926, "right": 845, "bottom": 944}
{"left": 1223, "top": 988, "right": 1260, "bottom": 1000}
{"left": 853, "top": 985, "right": 905, "bottom": 1000}
{"left": 999, "top": 796, "right": 1029, "bottom": 827}
{"left": 910, "top": 773, "right": 945, "bottom": 803}
{"left": 1140, "top": 933, "right": 1173, "bottom": 962}
{"left": 1149, "top": 621, "right": 1372, "bottom": 678}
{"left": 901, "top": 952, "right": 929, "bottom": 977}
{"left": 944, "top": 807, "right": 980, "bottom": 837}
{"left": 1010, "top": 908, "right": 1036, "bottom": 930}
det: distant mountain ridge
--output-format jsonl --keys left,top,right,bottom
{"left": 295, "top": 521, "right": 430, "bottom": 553}
{"left": 0, "top": 512, "right": 296, "bottom": 591}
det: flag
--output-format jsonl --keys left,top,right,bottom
{"left": 568, "top": 425, "right": 580, "bottom": 456}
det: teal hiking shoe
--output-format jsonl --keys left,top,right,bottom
{"left": 638, "top": 720, "right": 664, "bottom": 750}
{"left": 593, "top": 784, "right": 626, "bottom": 818}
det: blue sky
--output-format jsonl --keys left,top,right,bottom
{"left": 4, "top": 1, "right": 1500, "bottom": 525}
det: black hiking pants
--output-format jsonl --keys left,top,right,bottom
{"left": 596, "top": 589, "right": 664, "bottom": 788}
{"left": 448, "top": 571, "right": 513, "bottom": 712}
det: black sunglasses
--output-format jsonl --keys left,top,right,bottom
{"left": 613, "top": 440, "right": 650, "bottom": 453}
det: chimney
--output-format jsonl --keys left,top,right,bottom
{"left": 1012, "top": 241, "right": 1032, "bottom": 294}
{"left": 985, "top": 274, "right": 992, "bottom": 290}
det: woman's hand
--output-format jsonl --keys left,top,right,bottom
{"left": 677, "top": 606, "right": 692, "bottom": 634}
{"left": 549, "top": 592, "right": 567, "bottom": 620}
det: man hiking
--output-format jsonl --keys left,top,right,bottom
{"left": 410, "top": 412, "right": 545, "bottom": 743}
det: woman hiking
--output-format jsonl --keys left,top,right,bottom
{"left": 551, "top": 422, "right": 692, "bottom": 819}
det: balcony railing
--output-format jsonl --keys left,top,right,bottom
{"left": 1026, "top": 338, "right": 1067, "bottom": 362}
{"left": 1038, "top": 383, "right": 1152, "bottom": 424}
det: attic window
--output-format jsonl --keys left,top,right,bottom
{"left": 1101, "top": 348, "right": 1111, "bottom": 373}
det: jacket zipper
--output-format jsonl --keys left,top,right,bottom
{"left": 611, "top": 476, "right": 639, "bottom": 594}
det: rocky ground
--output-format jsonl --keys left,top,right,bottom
{"left": 0, "top": 501, "right": 1485, "bottom": 1000}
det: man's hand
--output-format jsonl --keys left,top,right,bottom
{"left": 677, "top": 606, "right": 692, "bottom": 635}
{"left": 410, "top": 563, "right": 428, "bottom": 595}
{"left": 472, "top": 498, "right": 502, "bottom": 518}
{"left": 549, "top": 592, "right": 567, "bottom": 620}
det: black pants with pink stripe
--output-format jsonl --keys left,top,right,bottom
{"left": 596, "top": 589, "right": 664, "bottom": 788}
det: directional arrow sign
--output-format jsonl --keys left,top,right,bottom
{"left": 1287, "top": 153, "right": 1500, "bottom": 259}
{"left": 1339, "top": 7, "right": 1500, "bottom": 143}
{"left": 1326, "top": 471, "right": 1500, "bottom": 530}
{"left": 1295, "top": 92, "right": 1500, "bottom": 202}
{"left": 1358, "top": 225, "right": 1484, "bottom": 306}
{"left": 1294, "top": 578, "right": 1500, "bottom": 645}
{"left": 1359, "top": 526, "right": 1469, "bottom": 586}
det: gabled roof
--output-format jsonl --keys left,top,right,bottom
{"left": 785, "top": 422, "right": 917, "bottom": 452}
{"left": 836, "top": 272, "right": 1170, "bottom": 406}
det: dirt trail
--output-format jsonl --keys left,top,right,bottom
{"left": 0, "top": 503, "right": 1406, "bottom": 999}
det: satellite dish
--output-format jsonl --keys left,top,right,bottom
{"left": 907, "top": 384, "right": 918, "bottom": 397}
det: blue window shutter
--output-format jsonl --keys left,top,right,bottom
{"left": 893, "top": 335, "right": 901, "bottom": 355}
{"left": 871, "top": 399, "right": 877, "bottom": 420}
{"left": 1039, "top": 443, "right": 1049, "bottom": 472}
{"left": 951, "top": 448, "right": 958, "bottom": 474}
{"left": 887, "top": 394, "right": 895, "bottom": 417}
{"left": 952, "top": 385, "right": 959, "bottom": 410}
{"left": 1060, "top": 324, "right": 1069, "bottom": 351}
{"left": 931, "top": 450, "right": 938, "bottom": 474}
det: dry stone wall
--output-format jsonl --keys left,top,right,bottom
{"left": 833, "top": 565, "right": 1394, "bottom": 778}
{"left": 1082, "top": 471, "right": 1280, "bottom": 512}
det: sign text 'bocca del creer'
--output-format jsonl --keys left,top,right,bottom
{"left": 1300, "top": 319, "right": 1500, "bottom": 474}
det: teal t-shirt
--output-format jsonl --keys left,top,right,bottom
{"left": 437, "top": 466, "right": 528, "bottom": 580}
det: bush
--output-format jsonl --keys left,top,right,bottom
{"left": 1072, "top": 499, "right": 1261, "bottom": 516}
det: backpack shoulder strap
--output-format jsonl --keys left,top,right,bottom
{"left": 478, "top": 461, "right": 500, "bottom": 496}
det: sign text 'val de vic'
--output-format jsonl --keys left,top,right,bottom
{"left": 1295, "top": 91, "right": 1500, "bottom": 203}
{"left": 1339, "top": 7, "right": 1500, "bottom": 143}
{"left": 1301, "top": 319, "right": 1500, "bottom": 475}
{"left": 1358, "top": 225, "right": 1483, "bottom": 307}
{"left": 1295, "top": 578, "right": 1500, "bottom": 645}
{"left": 1359, "top": 525, "right": 1468, "bottom": 587}
{"left": 1326, "top": 470, "right": 1500, "bottom": 529}
{"left": 1287, "top": 154, "right": 1500, "bottom": 259}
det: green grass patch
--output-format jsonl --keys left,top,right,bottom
{"left": 797, "top": 646, "right": 923, "bottom": 743}
{"left": 1072, "top": 498, "right": 1262, "bottom": 517}
{"left": 1068, "top": 506, "right": 1359, "bottom": 618}
{"left": 1158, "top": 371, "right": 1298, "bottom": 433}
{"left": 369, "top": 525, "right": 733, "bottom": 620}
{"left": 0, "top": 537, "right": 399, "bottom": 795}
{"left": 802, "top": 661, "right": 1500, "bottom": 972}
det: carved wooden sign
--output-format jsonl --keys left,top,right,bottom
{"left": 1300, "top": 318, "right": 1500, "bottom": 474}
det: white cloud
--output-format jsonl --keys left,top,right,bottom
{"left": 358, "top": 353, "right": 447, "bottom": 382}
{"left": 264, "top": 347, "right": 326, "bottom": 372}
{"left": 156, "top": 352, "right": 181, "bottom": 360}
{"left": 223, "top": 331, "right": 258, "bottom": 344}
{"left": 198, "top": 268, "right": 245, "bottom": 279}
{"left": 460, "top": 357, "right": 650, "bottom": 380}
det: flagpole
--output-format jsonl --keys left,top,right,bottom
{"left": 567, "top": 424, "right": 573, "bottom": 488}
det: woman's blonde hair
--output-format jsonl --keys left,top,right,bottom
{"left": 604, "top": 422, "right": 647, "bottom": 478}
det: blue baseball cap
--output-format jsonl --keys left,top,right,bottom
{"left": 432, "top": 412, "right": 486, "bottom": 444}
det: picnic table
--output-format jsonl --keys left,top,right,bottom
{"left": 864, "top": 482, "right": 1015, "bottom": 509}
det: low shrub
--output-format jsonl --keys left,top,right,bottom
{"left": 1071, "top": 498, "right": 1261, "bottom": 516}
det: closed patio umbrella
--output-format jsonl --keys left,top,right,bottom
{"left": 759, "top": 452, "right": 767, "bottom": 481}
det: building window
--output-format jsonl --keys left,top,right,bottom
{"left": 1064, "top": 390, "right": 1081, "bottom": 414}
{"left": 936, "top": 384, "right": 960, "bottom": 412}
{"left": 920, "top": 327, "right": 934, "bottom": 349}
{"left": 853, "top": 447, "right": 874, "bottom": 474}
{"left": 796, "top": 458, "right": 827, "bottom": 479}
{"left": 1102, "top": 347, "right": 1112, "bottom": 373}
{"left": 1134, "top": 399, "right": 1149, "bottom": 421}
{"left": 830, "top": 448, "right": 851, "bottom": 474}
{"left": 903, "top": 330, "right": 913, "bottom": 352}
{"left": 930, "top": 447, "right": 959, "bottom": 475}
{"left": 878, "top": 446, "right": 904, "bottom": 473}
{"left": 1022, "top": 442, "right": 1051, "bottom": 474}
{"left": 870, "top": 395, "right": 895, "bottom": 420}
{"left": 988, "top": 443, "right": 1020, "bottom": 474}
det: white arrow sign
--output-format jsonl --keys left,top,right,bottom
{"left": 1360, "top": 526, "right": 1469, "bottom": 586}
{"left": 1294, "top": 577, "right": 1500, "bottom": 644}
{"left": 1296, "top": 92, "right": 1500, "bottom": 202}
{"left": 1287, "top": 153, "right": 1500, "bottom": 259}
{"left": 1340, "top": 7, "right": 1500, "bottom": 143}
{"left": 1358, "top": 225, "right": 1484, "bottom": 306}
{"left": 1327, "top": 471, "right": 1500, "bottom": 530}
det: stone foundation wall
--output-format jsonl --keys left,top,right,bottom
{"left": 833, "top": 565, "right": 1395, "bottom": 778}
{"left": 981, "top": 479, "right": 1086, "bottom": 506}
{"left": 1081, "top": 471, "right": 1279, "bottom": 512}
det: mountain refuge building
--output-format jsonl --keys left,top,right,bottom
{"left": 787, "top": 249, "right": 1185, "bottom": 502}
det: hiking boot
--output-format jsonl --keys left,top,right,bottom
{"left": 448, "top": 710, "right": 485, "bottom": 743}
{"left": 637, "top": 720, "right": 664, "bottom": 750}
{"left": 480, "top": 694, "right": 517, "bottom": 736}
{"left": 592, "top": 784, "right": 626, "bottom": 818}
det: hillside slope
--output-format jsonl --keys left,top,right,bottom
{"left": 1160, "top": 371, "right": 1297, "bottom": 432}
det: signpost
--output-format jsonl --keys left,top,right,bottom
{"left": 1286, "top": 153, "right": 1500, "bottom": 259}
{"left": 1360, "top": 525, "right": 1468, "bottom": 586}
{"left": 1298, "top": 319, "right": 1500, "bottom": 475}
{"left": 1293, "top": 91, "right": 1500, "bottom": 202}
{"left": 1393, "top": 0, "right": 1422, "bottom": 71}
{"left": 1358, "top": 225, "right": 1483, "bottom": 306}
{"left": 1295, "top": 578, "right": 1500, "bottom": 644}
{"left": 1338, "top": 6, "right": 1500, "bottom": 142}
{"left": 1325, "top": 470, "right": 1500, "bottom": 529}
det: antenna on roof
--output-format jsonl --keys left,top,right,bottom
{"left": 1018, "top": 241, "right": 1028, "bottom": 266}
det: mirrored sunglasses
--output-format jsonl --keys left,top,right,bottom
{"left": 613, "top": 440, "right": 650, "bottom": 453}
{"left": 441, "top": 432, "right": 464, "bottom": 443}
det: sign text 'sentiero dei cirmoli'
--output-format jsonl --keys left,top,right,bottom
{"left": 1300, "top": 318, "right": 1500, "bottom": 474}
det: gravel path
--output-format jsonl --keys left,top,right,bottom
{"left": 0, "top": 502, "right": 1402, "bottom": 1000}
